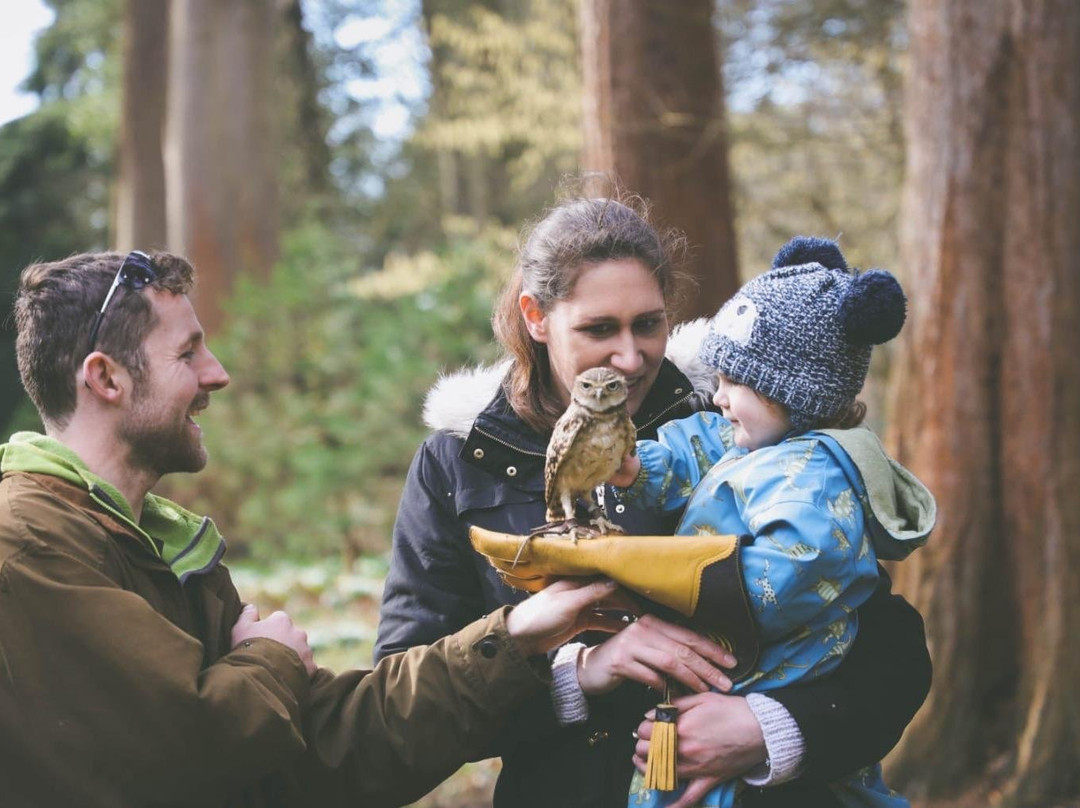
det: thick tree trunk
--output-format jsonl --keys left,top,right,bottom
{"left": 165, "top": 0, "right": 279, "bottom": 334}
{"left": 115, "top": 0, "right": 169, "bottom": 251}
{"left": 887, "top": 1, "right": 1080, "bottom": 804}
{"left": 578, "top": 0, "right": 739, "bottom": 320}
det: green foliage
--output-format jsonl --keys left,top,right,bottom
{"left": 167, "top": 220, "right": 512, "bottom": 561}
{"left": 0, "top": 0, "right": 121, "bottom": 434}
{"left": 719, "top": 0, "right": 905, "bottom": 276}
{"left": 373, "top": 0, "right": 580, "bottom": 242}
{"left": 0, "top": 106, "right": 114, "bottom": 431}
{"left": 24, "top": 0, "right": 122, "bottom": 105}
{"left": 422, "top": 0, "right": 580, "bottom": 190}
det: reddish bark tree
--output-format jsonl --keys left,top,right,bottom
{"left": 165, "top": 0, "right": 279, "bottom": 334}
{"left": 887, "top": 1, "right": 1080, "bottom": 804}
{"left": 578, "top": 0, "right": 739, "bottom": 320}
{"left": 115, "top": 0, "right": 169, "bottom": 251}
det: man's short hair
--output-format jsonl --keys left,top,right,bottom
{"left": 14, "top": 251, "right": 196, "bottom": 427}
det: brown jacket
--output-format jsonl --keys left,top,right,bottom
{"left": 0, "top": 470, "right": 548, "bottom": 807}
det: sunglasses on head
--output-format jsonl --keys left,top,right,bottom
{"left": 86, "top": 251, "right": 158, "bottom": 355}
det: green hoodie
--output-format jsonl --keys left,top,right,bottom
{"left": 0, "top": 431, "right": 225, "bottom": 581}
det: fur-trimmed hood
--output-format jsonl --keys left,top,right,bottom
{"left": 423, "top": 318, "right": 717, "bottom": 437}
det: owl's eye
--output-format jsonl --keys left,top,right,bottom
{"left": 606, "top": 382, "right": 619, "bottom": 391}
{"left": 581, "top": 382, "right": 592, "bottom": 389}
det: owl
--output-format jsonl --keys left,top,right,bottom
{"left": 542, "top": 367, "right": 637, "bottom": 538}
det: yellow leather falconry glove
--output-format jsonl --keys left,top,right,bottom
{"left": 469, "top": 526, "right": 760, "bottom": 682}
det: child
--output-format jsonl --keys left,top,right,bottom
{"left": 613, "top": 237, "right": 936, "bottom": 808}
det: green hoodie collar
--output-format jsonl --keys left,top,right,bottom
{"left": 0, "top": 432, "right": 225, "bottom": 582}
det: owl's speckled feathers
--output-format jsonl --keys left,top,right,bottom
{"left": 544, "top": 367, "right": 636, "bottom": 531}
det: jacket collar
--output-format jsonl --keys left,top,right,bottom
{"left": 0, "top": 432, "right": 226, "bottom": 582}
{"left": 423, "top": 317, "right": 718, "bottom": 441}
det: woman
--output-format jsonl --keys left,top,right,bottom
{"left": 375, "top": 195, "right": 931, "bottom": 808}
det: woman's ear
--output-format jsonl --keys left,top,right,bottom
{"left": 519, "top": 293, "right": 548, "bottom": 343}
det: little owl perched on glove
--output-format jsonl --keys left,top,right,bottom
{"left": 542, "top": 367, "right": 636, "bottom": 539}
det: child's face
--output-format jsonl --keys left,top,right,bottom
{"left": 713, "top": 374, "right": 792, "bottom": 451}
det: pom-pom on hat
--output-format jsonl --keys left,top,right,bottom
{"left": 698, "top": 236, "right": 906, "bottom": 430}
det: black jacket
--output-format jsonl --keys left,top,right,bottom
{"left": 376, "top": 358, "right": 931, "bottom": 807}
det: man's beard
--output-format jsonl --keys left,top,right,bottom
{"left": 120, "top": 394, "right": 209, "bottom": 477}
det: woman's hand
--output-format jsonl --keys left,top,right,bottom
{"left": 632, "top": 691, "right": 767, "bottom": 808}
{"left": 577, "top": 614, "right": 736, "bottom": 696}
{"left": 609, "top": 451, "right": 641, "bottom": 488}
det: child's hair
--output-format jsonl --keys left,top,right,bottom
{"left": 735, "top": 374, "right": 867, "bottom": 431}
{"left": 700, "top": 236, "right": 904, "bottom": 431}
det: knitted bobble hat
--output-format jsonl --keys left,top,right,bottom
{"left": 698, "top": 236, "right": 906, "bottom": 430}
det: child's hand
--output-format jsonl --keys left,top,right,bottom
{"left": 609, "top": 451, "right": 641, "bottom": 488}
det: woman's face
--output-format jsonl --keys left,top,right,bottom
{"left": 521, "top": 259, "right": 668, "bottom": 416}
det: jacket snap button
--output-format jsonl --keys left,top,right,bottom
{"left": 615, "top": 504, "right": 626, "bottom": 514}
{"left": 473, "top": 448, "right": 485, "bottom": 459}
{"left": 478, "top": 636, "right": 499, "bottom": 659}
{"left": 506, "top": 466, "right": 518, "bottom": 477}
{"left": 674, "top": 388, "right": 684, "bottom": 395}
{"left": 586, "top": 730, "right": 609, "bottom": 746}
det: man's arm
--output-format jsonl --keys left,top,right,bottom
{"left": 375, "top": 441, "right": 489, "bottom": 660}
{"left": 0, "top": 542, "right": 311, "bottom": 805}
{"left": 300, "top": 579, "right": 624, "bottom": 806}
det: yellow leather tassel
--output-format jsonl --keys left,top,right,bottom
{"left": 643, "top": 702, "right": 678, "bottom": 792}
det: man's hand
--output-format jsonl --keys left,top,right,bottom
{"left": 633, "top": 691, "right": 766, "bottom": 808}
{"left": 231, "top": 604, "right": 317, "bottom": 677}
{"left": 609, "top": 452, "right": 641, "bottom": 488}
{"left": 505, "top": 578, "right": 627, "bottom": 657}
{"left": 577, "top": 614, "right": 736, "bottom": 696}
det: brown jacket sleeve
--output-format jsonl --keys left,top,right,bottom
{"left": 292, "top": 607, "right": 550, "bottom": 807}
{"left": 0, "top": 539, "right": 310, "bottom": 806}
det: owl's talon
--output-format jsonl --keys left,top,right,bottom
{"left": 588, "top": 516, "right": 624, "bottom": 535}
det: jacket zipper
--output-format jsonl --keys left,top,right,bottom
{"left": 473, "top": 426, "right": 546, "bottom": 458}
{"left": 636, "top": 390, "right": 697, "bottom": 434}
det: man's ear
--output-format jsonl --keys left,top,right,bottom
{"left": 519, "top": 293, "right": 548, "bottom": 343}
{"left": 81, "top": 352, "right": 128, "bottom": 405}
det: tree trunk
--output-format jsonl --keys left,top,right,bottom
{"left": 115, "top": 0, "right": 169, "bottom": 251}
{"left": 165, "top": 0, "right": 279, "bottom": 335}
{"left": 578, "top": 0, "right": 739, "bottom": 320}
{"left": 886, "top": 1, "right": 1080, "bottom": 804}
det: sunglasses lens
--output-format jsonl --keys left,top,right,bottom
{"left": 86, "top": 251, "right": 159, "bottom": 354}
{"left": 118, "top": 252, "right": 157, "bottom": 289}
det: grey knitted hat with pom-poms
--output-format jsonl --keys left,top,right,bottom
{"left": 698, "top": 236, "right": 906, "bottom": 430}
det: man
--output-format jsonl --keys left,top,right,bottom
{"left": 0, "top": 250, "right": 693, "bottom": 807}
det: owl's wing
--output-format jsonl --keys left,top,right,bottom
{"left": 545, "top": 409, "right": 590, "bottom": 516}
{"left": 623, "top": 413, "right": 637, "bottom": 458}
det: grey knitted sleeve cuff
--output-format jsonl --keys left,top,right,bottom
{"left": 550, "top": 642, "right": 589, "bottom": 726}
{"left": 742, "top": 692, "right": 806, "bottom": 786}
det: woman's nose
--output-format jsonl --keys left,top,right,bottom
{"left": 608, "top": 333, "right": 643, "bottom": 375}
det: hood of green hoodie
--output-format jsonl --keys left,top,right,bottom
{"left": 0, "top": 432, "right": 225, "bottom": 582}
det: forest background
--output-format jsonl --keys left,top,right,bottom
{"left": 0, "top": 1, "right": 1077, "bottom": 807}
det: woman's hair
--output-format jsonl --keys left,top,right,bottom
{"left": 492, "top": 192, "right": 687, "bottom": 433}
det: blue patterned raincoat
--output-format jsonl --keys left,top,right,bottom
{"left": 621, "top": 412, "right": 935, "bottom": 808}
